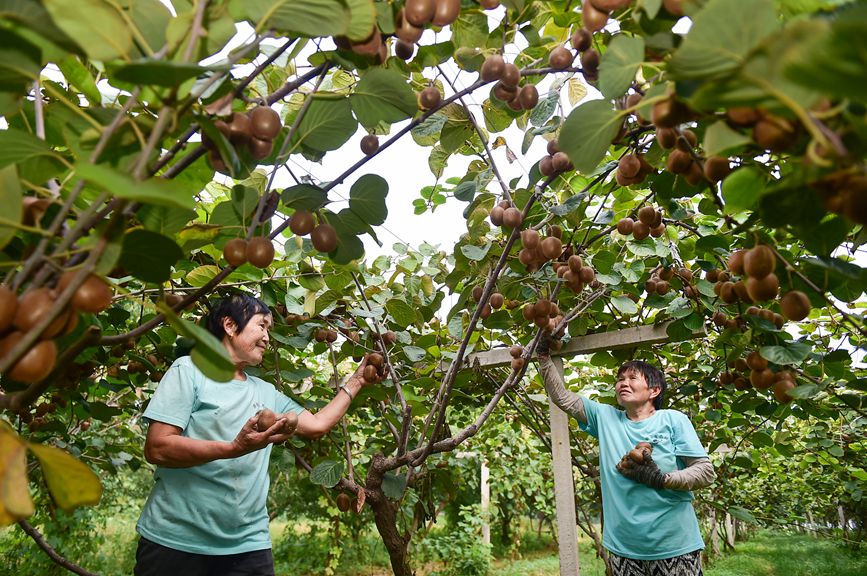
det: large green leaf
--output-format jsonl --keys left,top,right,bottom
{"left": 0, "top": 29, "right": 41, "bottom": 93}
{"left": 349, "top": 174, "right": 388, "bottom": 226}
{"left": 159, "top": 304, "right": 236, "bottom": 382}
{"left": 598, "top": 35, "right": 645, "bottom": 99}
{"left": 289, "top": 95, "right": 357, "bottom": 153}
{"left": 310, "top": 459, "right": 344, "bottom": 488}
{"left": 76, "top": 163, "right": 196, "bottom": 210}
{"left": 0, "top": 129, "right": 55, "bottom": 169}
{"left": 28, "top": 443, "right": 101, "bottom": 511}
{"left": 344, "top": 0, "right": 377, "bottom": 42}
{"left": 119, "top": 229, "right": 184, "bottom": 283}
{"left": 0, "top": 165, "right": 22, "bottom": 251}
{"left": 760, "top": 341, "right": 811, "bottom": 365}
{"left": 668, "top": 0, "right": 779, "bottom": 81}
{"left": 386, "top": 298, "right": 417, "bottom": 328}
{"left": 382, "top": 472, "right": 407, "bottom": 500}
{"left": 57, "top": 56, "right": 100, "bottom": 105}
{"left": 42, "top": 0, "right": 133, "bottom": 61}
{"left": 233, "top": 0, "right": 353, "bottom": 40}
{"left": 721, "top": 167, "right": 765, "bottom": 214}
{"left": 281, "top": 183, "right": 329, "bottom": 211}
{"left": 703, "top": 120, "right": 751, "bottom": 156}
{"left": 559, "top": 100, "right": 622, "bottom": 174}
{"left": 350, "top": 67, "right": 417, "bottom": 129}
{"left": 109, "top": 60, "right": 216, "bottom": 88}
{"left": 138, "top": 205, "right": 196, "bottom": 237}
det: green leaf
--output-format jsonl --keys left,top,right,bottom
{"left": 350, "top": 68, "right": 417, "bottom": 129}
{"left": 760, "top": 341, "right": 811, "bottom": 365}
{"left": 598, "top": 35, "right": 645, "bottom": 99}
{"left": 28, "top": 443, "right": 101, "bottom": 511}
{"left": 326, "top": 212, "right": 366, "bottom": 265}
{"left": 186, "top": 265, "right": 222, "bottom": 288}
{"left": 310, "top": 460, "right": 344, "bottom": 488}
{"left": 721, "top": 167, "right": 765, "bottom": 214}
{"left": 559, "top": 100, "right": 623, "bottom": 174}
{"left": 529, "top": 91, "right": 559, "bottom": 128}
{"left": 386, "top": 298, "right": 417, "bottom": 328}
{"left": 76, "top": 164, "right": 196, "bottom": 210}
{"left": 42, "top": 0, "right": 133, "bottom": 61}
{"left": 290, "top": 95, "right": 357, "bottom": 153}
{"left": 728, "top": 506, "right": 758, "bottom": 524}
{"left": 57, "top": 56, "right": 100, "bottom": 105}
{"left": 0, "top": 165, "right": 22, "bottom": 251}
{"left": 281, "top": 183, "right": 329, "bottom": 211}
{"left": 550, "top": 193, "right": 586, "bottom": 217}
{"left": 138, "top": 205, "right": 196, "bottom": 237}
{"left": 460, "top": 242, "right": 492, "bottom": 261}
{"left": 788, "top": 384, "right": 820, "bottom": 399}
{"left": 610, "top": 295, "right": 638, "bottom": 315}
{"left": 109, "top": 60, "right": 216, "bottom": 88}
{"left": 348, "top": 174, "right": 388, "bottom": 226}
{"left": 403, "top": 346, "right": 427, "bottom": 362}
{"left": 703, "top": 121, "right": 751, "bottom": 156}
{"left": 159, "top": 303, "right": 235, "bottom": 382}
{"left": 236, "top": 0, "right": 353, "bottom": 40}
{"left": 751, "top": 431, "right": 774, "bottom": 447}
{"left": 0, "top": 129, "right": 55, "bottom": 170}
{"left": 382, "top": 472, "right": 407, "bottom": 500}
{"left": 119, "top": 229, "right": 184, "bottom": 283}
{"left": 345, "top": 0, "right": 377, "bottom": 42}
{"left": 668, "top": 0, "right": 779, "bottom": 81}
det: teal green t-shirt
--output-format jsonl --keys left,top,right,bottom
{"left": 136, "top": 356, "right": 305, "bottom": 555}
{"left": 579, "top": 396, "right": 707, "bottom": 560}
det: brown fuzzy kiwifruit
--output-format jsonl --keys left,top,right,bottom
{"left": 703, "top": 156, "right": 732, "bottom": 183}
{"left": 500, "top": 63, "right": 521, "bottom": 88}
{"left": 581, "top": 0, "right": 609, "bottom": 33}
{"left": 651, "top": 97, "right": 691, "bottom": 129}
{"left": 493, "top": 82, "right": 518, "bottom": 102}
{"left": 249, "top": 106, "right": 282, "bottom": 140}
{"left": 418, "top": 86, "right": 442, "bottom": 110}
{"left": 405, "top": 0, "right": 436, "bottom": 26}
{"left": 311, "top": 224, "right": 338, "bottom": 253}
{"left": 395, "top": 39, "right": 415, "bottom": 60}
{"left": 746, "top": 351, "right": 768, "bottom": 372}
{"left": 256, "top": 408, "right": 277, "bottom": 431}
{"left": 0, "top": 332, "right": 57, "bottom": 383}
{"left": 289, "top": 210, "right": 315, "bottom": 236}
{"left": 522, "top": 304, "right": 536, "bottom": 321}
{"left": 480, "top": 0, "right": 500, "bottom": 8}
{"left": 568, "top": 254, "right": 584, "bottom": 273}
{"left": 0, "top": 285, "right": 18, "bottom": 332}
{"left": 719, "top": 281, "right": 738, "bottom": 304}
{"left": 363, "top": 364, "right": 379, "bottom": 382}
{"left": 780, "top": 290, "right": 810, "bottom": 321}
{"left": 57, "top": 272, "right": 114, "bottom": 314}
{"left": 314, "top": 328, "right": 328, "bottom": 343}
{"left": 745, "top": 273, "right": 779, "bottom": 302}
{"left": 591, "top": 0, "right": 631, "bottom": 10}
{"left": 616, "top": 218, "right": 634, "bottom": 235}
{"left": 618, "top": 154, "right": 642, "bottom": 179}
{"left": 753, "top": 113, "right": 796, "bottom": 153}
{"left": 246, "top": 237, "right": 275, "bottom": 268}
{"left": 431, "top": 0, "right": 460, "bottom": 26}
{"left": 540, "top": 237, "right": 562, "bottom": 260}
{"left": 395, "top": 10, "right": 424, "bottom": 43}
{"left": 510, "top": 344, "right": 524, "bottom": 358}
{"left": 571, "top": 28, "right": 593, "bottom": 52}
{"left": 13, "top": 288, "right": 68, "bottom": 338}
{"left": 772, "top": 377, "right": 795, "bottom": 403}
{"left": 248, "top": 137, "right": 274, "bottom": 160}
{"left": 223, "top": 238, "right": 248, "bottom": 267}
{"left": 518, "top": 84, "right": 539, "bottom": 110}
{"left": 489, "top": 205, "right": 505, "bottom": 226}
{"left": 733, "top": 280, "right": 753, "bottom": 304}
{"left": 226, "top": 112, "right": 253, "bottom": 144}
{"left": 665, "top": 149, "right": 693, "bottom": 174}
{"left": 521, "top": 229, "right": 541, "bottom": 249}
{"left": 750, "top": 368, "right": 775, "bottom": 390}
{"left": 551, "top": 152, "right": 573, "bottom": 172}
{"left": 502, "top": 207, "right": 523, "bottom": 228}
{"left": 367, "top": 352, "right": 384, "bottom": 370}
{"left": 727, "top": 249, "right": 746, "bottom": 275}
{"left": 490, "top": 293, "right": 505, "bottom": 309}
{"left": 581, "top": 48, "right": 600, "bottom": 74}
{"left": 579, "top": 266, "right": 596, "bottom": 284}
{"left": 325, "top": 329, "right": 338, "bottom": 343}
{"left": 632, "top": 221, "right": 650, "bottom": 240}
{"left": 382, "top": 331, "right": 397, "bottom": 346}
{"left": 637, "top": 206, "right": 657, "bottom": 225}
{"left": 336, "top": 493, "right": 352, "bottom": 513}
{"left": 656, "top": 127, "right": 677, "bottom": 149}
{"left": 360, "top": 134, "right": 380, "bottom": 156}
{"left": 481, "top": 54, "right": 505, "bottom": 82}
{"left": 726, "top": 106, "right": 760, "bottom": 127}
{"left": 549, "top": 46, "right": 574, "bottom": 70}
{"left": 511, "top": 357, "right": 525, "bottom": 371}
{"left": 472, "top": 285, "right": 484, "bottom": 302}
{"left": 676, "top": 129, "right": 698, "bottom": 152}
{"left": 282, "top": 411, "right": 298, "bottom": 435}
{"left": 548, "top": 225, "right": 563, "bottom": 239}
{"left": 743, "top": 245, "right": 775, "bottom": 279}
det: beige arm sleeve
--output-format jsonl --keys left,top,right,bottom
{"left": 663, "top": 456, "right": 716, "bottom": 491}
{"left": 538, "top": 355, "right": 587, "bottom": 424}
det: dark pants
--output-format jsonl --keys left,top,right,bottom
{"left": 609, "top": 549, "right": 703, "bottom": 576}
{"left": 135, "top": 537, "right": 275, "bottom": 576}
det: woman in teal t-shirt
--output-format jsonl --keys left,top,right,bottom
{"left": 539, "top": 340, "right": 715, "bottom": 576}
{"left": 135, "top": 294, "right": 380, "bottom": 576}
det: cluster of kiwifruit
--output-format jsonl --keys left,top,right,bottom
{"left": 481, "top": 54, "right": 539, "bottom": 112}
{"left": 518, "top": 226, "right": 566, "bottom": 273}
{"left": 616, "top": 205, "right": 665, "bottom": 240}
{"left": 553, "top": 254, "right": 597, "bottom": 293}
{"left": 289, "top": 210, "right": 339, "bottom": 253}
{"left": 1, "top": 272, "right": 113, "bottom": 384}
{"left": 223, "top": 236, "right": 276, "bottom": 269}
{"left": 508, "top": 344, "right": 526, "bottom": 371}
{"left": 363, "top": 351, "right": 387, "bottom": 383}
{"left": 314, "top": 327, "right": 339, "bottom": 343}
{"left": 521, "top": 298, "right": 565, "bottom": 335}
{"left": 489, "top": 199, "right": 524, "bottom": 229}
{"left": 725, "top": 107, "right": 800, "bottom": 154}
{"left": 539, "top": 140, "right": 575, "bottom": 177}
{"left": 812, "top": 170, "right": 867, "bottom": 226}
{"left": 617, "top": 441, "right": 653, "bottom": 471}
{"left": 717, "top": 352, "right": 796, "bottom": 403}
{"left": 255, "top": 407, "right": 299, "bottom": 435}
{"left": 615, "top": 152, "right": 655, "bottom": 186}
{"left": 471, "top": 285, "right": 505, "bottom": 320}
{"left": 205, "top": 106, "right": 283, "bottom": 173}
{"left": 644, "top": 265, "right": 696, "bottom": 298}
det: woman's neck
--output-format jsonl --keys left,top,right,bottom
{"left": 626, "top": 404, "right": 656, "bottom": 421}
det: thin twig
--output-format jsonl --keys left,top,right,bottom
{"left": 17, "top": 521, "right": 98, "bottom": 576}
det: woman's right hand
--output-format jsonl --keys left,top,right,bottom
{"left": 231, "top": 415, "right": 294, "bottom": 456}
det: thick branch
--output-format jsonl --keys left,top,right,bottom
{"left": 17, "top": 521, "right": 98, "bottom": 576}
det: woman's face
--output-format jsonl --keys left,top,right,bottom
{"left": 223, "top": 312, "right": 272, "bottom": 368}
{"left": 615, "top": 367, "right": 659, "bottom": 410}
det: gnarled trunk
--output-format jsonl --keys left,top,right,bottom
{"left": 366, "top": 454, "right": 413, "bottom": 576}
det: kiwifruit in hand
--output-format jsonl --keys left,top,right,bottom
{"left": 246, "top": 237, "right": 275, "bottom": 268}
{"left": 418, "top": 86, "right": 442, "bottom": 110}
{"left": 431, "top": 0, "right": 460, "bottom": 26}
{"left": 571, "top": 28, "right": 593, "bottom": 52}
{"left": 248, "top": 137, "right": 274, "bottom": 160}
{"left": 289, "top": 211, "right": 315, "bottom": 236}
{"left": 223, "top": 238, "right": 248, "bottom": 267}
{"left": 780, "top": 290, "right": 810, "bottom": 321}
{"left": 257, "top": 408, "right": 277, "bottom": 431}
{"left": 405, "top": 0, "right": 435, "bottom": 26}
{"left": 249, "top": 106, "right": 281, "bottom": 140}
{"left": 518, "top": 84, "right": 539, "bottom": 109}
{"left": 541, "top": 237, "right": 562, "bottom": 259}
{"left": 336, "top": 493, "right": 352, "bottom": 512}
{"left": 743, "top": 245, "right": 775, "bottom": 279}
{"left": 490, "top": 293, "right": 505, "bottom": 308}
{"left": 311, "top": 224, "right": 338, "bottom": 253}
{"left": 395, "top": 39, "right": 415, "bottom": 60}
{"left": 363, "top": 364, "right": 378, "bottom": 382}
{"left": 283, "top": 411, "right": 298, "bottom": 434}
{"left": 0, "top": 285, "right": 18, "bottom": 332}
{"left": 500, "top": 63, "right": 520, "bottom": 88}
{"left": 14, "top": 288, "right": 69, "bottom": 338}
{"left": 616, "top": 218, "right": 634, "bottom": 235}
{"left": 502, "top": 207, "right": 523, "bottom": 228}
{"left": 227, "top": 112, "right": 253, "bottom": 144}
{"left": 0, "top": 332, "right": 57, "bottom": 383}
{"left": 581, "top": 0, "right": 609, "bottom": 33}
{"left": 549, "top": 46, "right": 574, "bottom": 70}
{"left": 360, "top": 134, "right": 380, "bottom": 156}
{"left": 481, "top": 54, "right": 505, "bottom": 82}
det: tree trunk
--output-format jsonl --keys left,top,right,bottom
{"left": 366, "top": 455, "right": 414, "bottom": 576}
{"left": 709, "top": 508, "right": 720, "bottom": 557}
{"left": 724, "top": 512, "right": 736, "bottom": 548}
{"left": 838, "top": 505, "right": 848, "bottom": 540}
{"left": 806, "top": 510, "right": 816, "bottom": 537}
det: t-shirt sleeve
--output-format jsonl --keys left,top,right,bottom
{"left": 578, "top": 396, "right": 600, "bottom": 438}
{"left": 672, "top": 411, "right": 707, "bottom": 458}
{"left": 275, "top": 390, "right": 306, "bottom": 415}
{"left": 142, "top": 358, "right": 198, "bottom": 430}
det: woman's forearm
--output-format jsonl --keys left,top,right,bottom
{"left": 663, "top": 457, "right": 716, "bottom": 490}
{"left": 539, "top": 355, "right": 587, "bottom": 424}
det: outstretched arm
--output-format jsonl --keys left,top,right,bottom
{"left": 664, "top": 456, "right": 716, "bottom": 490}
{"left": 538, "top": 353, "right": 587, "bottom": 424}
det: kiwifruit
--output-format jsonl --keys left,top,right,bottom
{"left": 551, "top": 152, "right": 572, "bottom": 172}
{"left": 314, "top": 328, "right": 328, "bottom": 342}
{"left": 651, "top": 97, "right": 691, "bottom": 128}
{"left": 591, "top": 0, "right": 631, "bottom": 10}
{"left": 581, "top": 49, "right": 600, "bottom": 74}
{"left": 746, "top": 351, "right": 768, "bottom": 372}
{"left": 246, "top": 236, "right": 275, "bottom": 268}
{"left": 223, "top": 238, "right": 248, "bottom": 267}
{"left": 665, "top": 149, "right": 693, "bottom": 174}
{"left": 772, "top": 377, "right": 795, "bottom": 403}
{"left": 509, "top": 344, "right": 523, "bottom": 358}
{"left": 418, "top": 86, "right": 442, "bottom": 110}
{"left": 363, "top": 364, "right": 378, "bottom": 382}
{"left": 489, "top": 205, "right": 505, "bottom": 225}
{"left": 579, "top": 266, "right": 596, "bottom": 284}
{"left": 719, "top": 281, "right": 737, "bottom": 304}
{"left": 616, "top": 218, "right": 634, "bottom": 235}
{"left": 654, "top": 280, "right": 669, "bottom": 295}
{"left": 367, "top": 352, "right": 384, "bottom": 371}
{"left": 226, "top": 112, "right": 253, "bottom": 144}
{"left": 711, "top": 311, "right": 727, "bottom": 326}
{"left": 289, "top": 210, "right": 315, "bottom": 236}
{"left": 395, "top": 9, "right": 424, "bottom": 43}
{"left": 549, "top": 46, "right": 574, "bottom": 70}
{"left": 705, "top": 269, "right": 720, "bottom": 283}
{"left": 734, "top": 280, "right": 753, "bottom": 303}
{"left": 311, "top": 224, "right": 338, "bottom": 253}
{"left": 471, "top": 285, "right": 484, "bottom": 302}
{"left": 753, "top": 113, "right": 796, "bottom": 153}
{"left": 632, "top": 221, "right": 650, "bottom": 240}
{"left": 249, "top": 106, "right": 281, "bottom": 140}
{"left": 480, "top": 0, "right": 500, "bottom": 8}
{"left": 748, "top": 368, "right": 774, "bottom": 390}
{"left": 726, "top": 106, "right": 760, "bottom": 127}
{"left": 743, "top": 245, "right": 775, "bottom": 279}
{"left": 257, "top": 408, "right": 277, "bottom": 431}
{"left": 727, "top": 249, "right": 746, "bottom": 275}
{"left": 0, "top": 285, "right": 18, "bottom": 332}
{"left": 13, "top": 288, "right": 68, "bottom": 338}
{"left": 521, "top": 229, "right": 541, "bottom": 249}
{"left": 395, "top": 39, "right": 415, "bottom": 60}
{"left": 493, "top": 82, "right": 518, "bottom": 102}
{"left": 360, "top": 134, "right": 380, "bottom": 156}
{"left": 656, "top": 127, "right": 677, "bottom": 149}
{"left": 637, "top": 206, "right": 656, "bottom": 225}
{"left": 676, "top": 128, "right": 698, "bottom": 152}
{"left": 336, "top": 492, "right": 352, "bottom": 512}
{"left": 718, "top": 371, "right": 733, "bottom": 385}
{"left": 248, "top": 137, "right": 274, "bottom": 160}
{"left": 582, "top": 0, "right": 609, "bottom": 32}
{"left": 509, "top": 357, "right": 525, "bottom": 371}
{"left": 502, "top": 207, "right": 523, "bottom": 228}
{"left": 780, "top": 290, "right": 810, "bottom": 321}
{"left": 649, "top": 223, "right": 666, "bottom": 238}
{"left": 0, "top": 332, "right": 57, "bottom": 383}
{"left": 618, "top": 154, "right": 642, "bottom": 179}
{"left": 683, "top": 161, "right": 704, "bottom": 186}
{"left": 208, "top": 149, "right": 228, "bottom": 174}
{"left": 718, "top": 271, "right": 730, "bottom": 282}
{"left": 383, "top": 331, "right": 397, "bottom": 345}
{"left": 567, "top": 255, "right": 583, "bottom": 273}
{"left": 541, "top": 237, "right": 562, "bottom": 259}
{"left": 533, "top": 299, "right": 551, "bottom": 318}
{"left": 481, "top": 54, "right": 505, "bottom": 82}
{"left": 662, "top": 0, "right": 684, "bottom": 16}
{"left": 571, "top": 28, "right": 593, "bottom": 52}
{"left": 350, "top": 27, "right": 383, "bottom": 57}
{"left": 522, "top": 304, "right": 535, "bottom": 321}
{"left": 548, "top": 225, "right": 562, "bottom": 238}
{"left": 703, "top": 156, "right": 732, "bottom": 183}
{"left": 282, "top": 411, "right": 299, "bottom": 434}
{"left": 490, "top": 293, "right": 505, "bottom": 309}
{"left": 431, "top": 0, "right": 460, "bottom": 26}
{"left": 325, "top": 329, "right": 338, "bottom": 343}
{"left": 56, "top": 271, "right": 113, "bottom": 314}
{"left": 500, "top": 63, "right": 521, "bottom": 88}
{"left": 518, "top": 84, "right": 539, "bottom": 109}
{"left": 405, "top": 0, "right": 435, "bottom": 26}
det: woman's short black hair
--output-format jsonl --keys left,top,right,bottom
{"left": 206, "top": 294, "right": 271, "bottom": 341}
{"left": 617, "top": 360, "right": 667, "bottom": 410}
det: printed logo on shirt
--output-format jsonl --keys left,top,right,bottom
{"left": 645, "top": 432, "right": 670, "bottom": 446}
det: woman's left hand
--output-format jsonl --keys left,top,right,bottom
{"left": 616, "top": 449, "right": 667, "bottom": 489}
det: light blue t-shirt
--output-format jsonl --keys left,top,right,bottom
{"left": 580, "top": 396, "right": 707, "bottom": 560}
{"left": 136, "top": 356, "right": 305, "bottom": 555}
